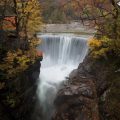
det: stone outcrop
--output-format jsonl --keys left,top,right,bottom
{"left": 52, "top": 53, "right": 120, "bottom": 120}
{"left": 52, "top": 56, "right": 100, "bottom": 120}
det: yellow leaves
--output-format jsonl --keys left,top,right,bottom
{"left": 88, "top": 38, "right": 102, "bottom": 49}
{"left": 24, "top": 0, "right": 40, "bottom": 12}
{"left": 88, "top": 37, "right": 111, "bottom": 59}
{"left": 29, "top": 38, "right": 41, "bottom": 47}
{"left": 91, "top": 48, "right": 110, "bottom": 59}
{"left": 16, "top": 54, "right": 30, "bottom": 70}
{"left": 0, "top": 48, "right": 37, "bottom": 78}
{"left": 17, "top": 0, "right": 42, "bottom": 33}
{"left": 26, "top": 0, "right": 42, "bottom": 32}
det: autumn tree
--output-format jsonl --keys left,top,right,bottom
{"left": 0, "top": 3, "right": 42, "bottom": 110}
{"left": 12, "top": 0, "right": 42, "bottom": 49}
{"left": 0, "top": 0, "right": 42, "bottom": 80}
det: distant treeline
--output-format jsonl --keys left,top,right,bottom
{"left": 39, "top": 0, "right": 79, "bottom": 23}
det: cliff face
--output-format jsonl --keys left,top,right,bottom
{"left": 52, "top": 56, "right": 100, "bottom": 120}
{"left": 0, "top": 58, "right": 41, "bottom": 120}
{"left": 52, "top": 55, "right": 119, "bottom": 120}
{"left": 16, "top": 58, "right": 41, "bottom": 120}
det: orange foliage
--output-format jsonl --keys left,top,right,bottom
{"left": 88, "top": 38, "right": 102, "bottom": 49}
{"left": 4, "top": 17, "right": 16, "bottom": 25}
{"left": 1, "top": 17, "right": 16, "bottom": 31}
{"left": 87, "top": 37, "right": 113, "bottom": 59}
{"left": 3, "top": 17, "right": 15, "bottom": 30}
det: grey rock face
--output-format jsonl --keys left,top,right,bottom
{"left": 52, "top": 56, "right": 100, "bottom": 120}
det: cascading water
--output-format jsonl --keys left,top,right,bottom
{"left": 37, "top": 34, "right": 89, "bottom": 120}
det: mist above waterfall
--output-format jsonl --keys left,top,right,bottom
{"left": 37, "top": 34, "right": 88, "bottom": 120}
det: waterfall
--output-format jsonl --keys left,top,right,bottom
{"left": 37, "top": 34, "right": 89, "bottom": 120}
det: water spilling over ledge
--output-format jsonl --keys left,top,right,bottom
{"left": 37, "top": 34, "right": 89, "bottom": 120}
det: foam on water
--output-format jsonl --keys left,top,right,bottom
{"left": 37, "top": 34, "right": 88, "bottom": 120}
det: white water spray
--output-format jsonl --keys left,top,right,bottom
{"left": 37, "top": 34, "right": 88, "bottom": 120}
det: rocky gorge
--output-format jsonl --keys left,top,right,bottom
{"left": 52, "top": 55, "right": 99, "bottom": 120}
{"left": 52, "top": 54, "right": 120, "bottom": 120}
{"left": 36, "top": 34, "right": 120, "bottom": 120}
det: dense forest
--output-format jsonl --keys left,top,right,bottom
{"left": 39, "top": 0, "right": 87, "bottom": 23}
{"left": 0, "top": 0, "right": 120, "bottom": 120}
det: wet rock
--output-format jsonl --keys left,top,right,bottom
{"left": 52, "top": 53, "right": 116, "bottom": 120}
{"left": 52, "top": 56, "right": 100, "bottom": 120}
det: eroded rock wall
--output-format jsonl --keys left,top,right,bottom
{"left": 52, "top": 55, "right": 114, "bottom": 120}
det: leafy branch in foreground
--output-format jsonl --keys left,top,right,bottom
{"left": 0, "top": 0, "right": 42, "bottom": 83}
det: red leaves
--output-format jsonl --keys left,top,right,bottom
{"left": 4, "top": 17, "right": 16, "bottom": 26}
{"left": 2, "top": 17, "right": 16, "bottom": 30}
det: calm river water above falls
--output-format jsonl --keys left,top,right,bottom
{"left": 37, "top": 34, "right": 89, "bottom": 120}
